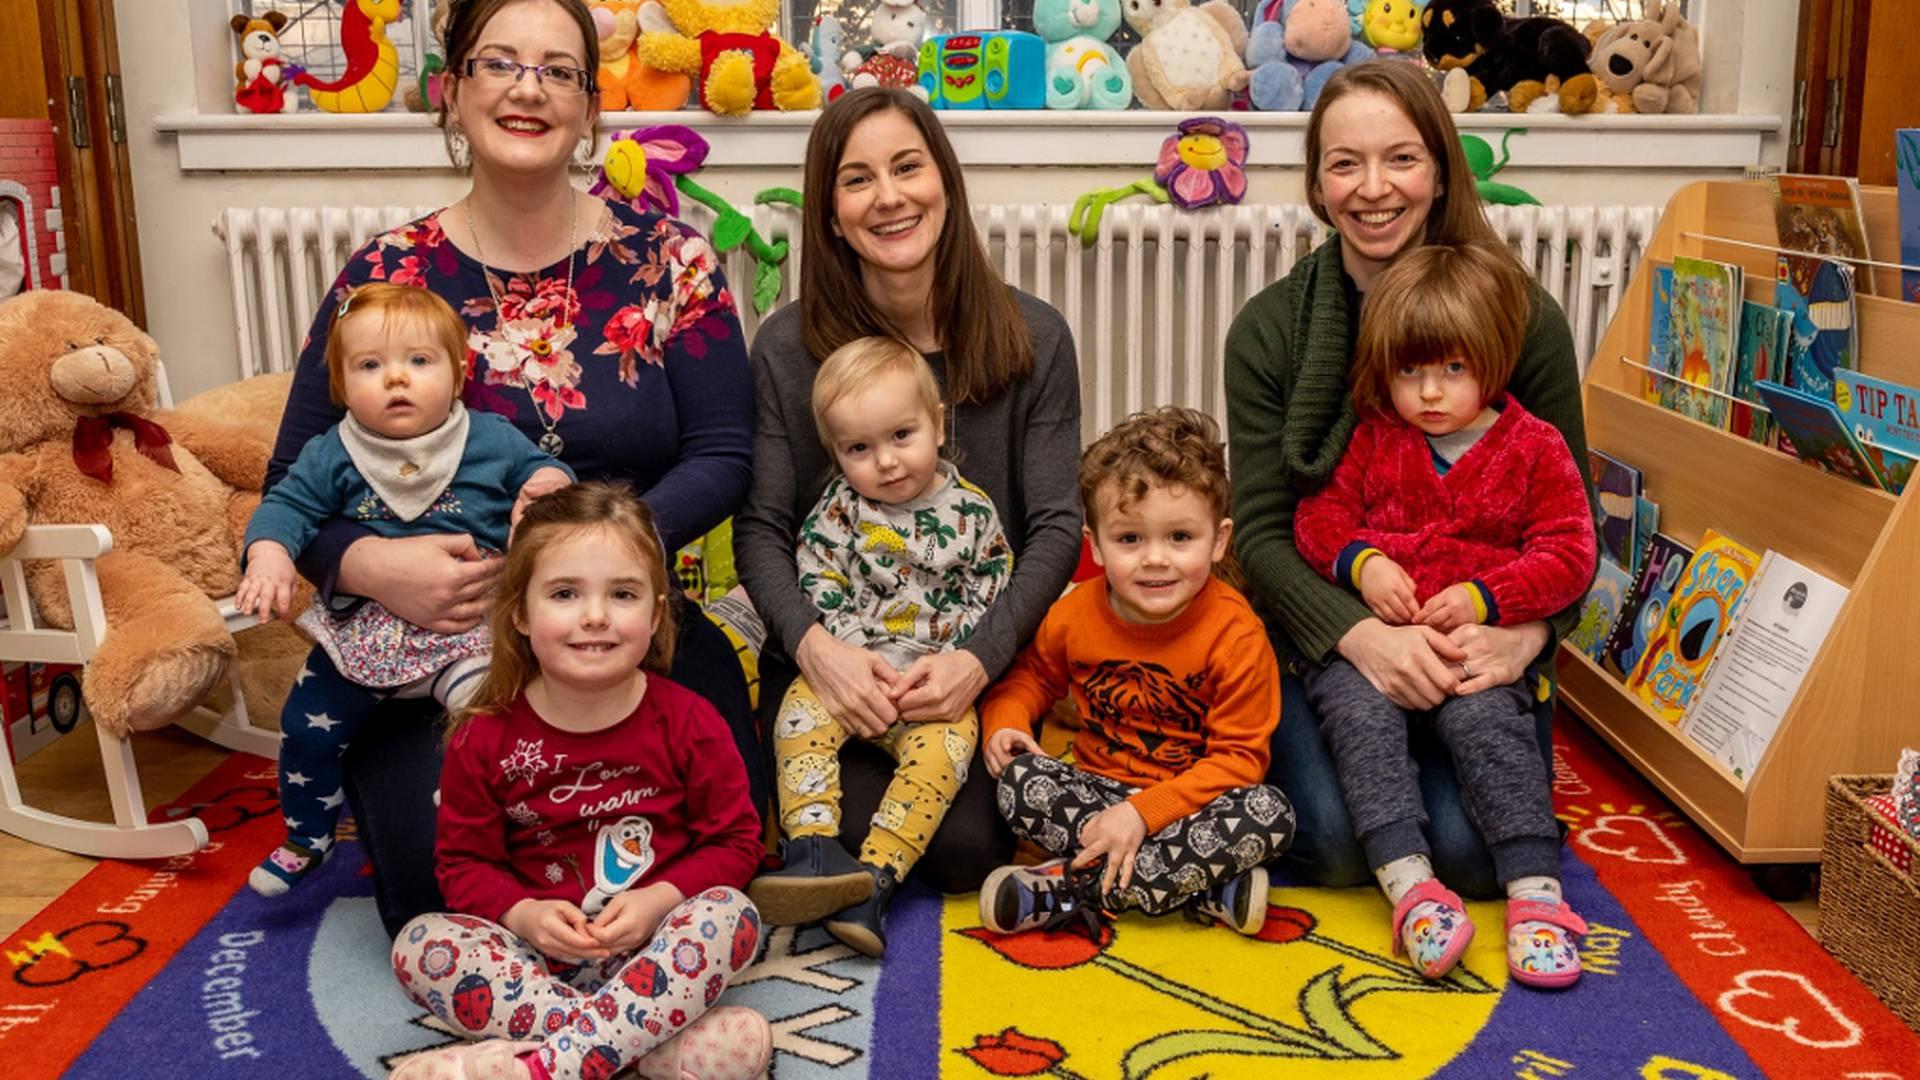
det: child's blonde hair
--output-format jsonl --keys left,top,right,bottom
{"left": 323, "top": 282, "right": 470, "bottom": 407}
{"left": 449, "top": 482, "right": 676, "bottom": 741}
{"left": 810, "top": 336, "right": 944, "bottom": 450}
{"left": 1079, "top": 406, "right": 1241, "bottom": 586}
{"left": 1349, "top": 241, "right": 1531, "bottom": 415}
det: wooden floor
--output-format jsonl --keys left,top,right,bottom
{"left": 0, "top": 721, "right": 1824, "bottom": 940}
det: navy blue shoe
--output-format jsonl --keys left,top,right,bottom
{"left": 746, "top": 835, "right": 874, "bottom": 926}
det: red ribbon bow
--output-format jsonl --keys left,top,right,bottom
{"left": 71, "top": 413, "right": 179, "bottom": 484}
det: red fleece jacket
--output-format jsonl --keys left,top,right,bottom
{"left": 1293, "top": 398, "right": 1597, "bottom": 627}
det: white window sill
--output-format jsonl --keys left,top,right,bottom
{"left": 154, "top": 110, "right": 1780, "bottom": 172}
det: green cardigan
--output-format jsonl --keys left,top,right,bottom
{"left": 1224, "top": 234, "right": 1597, "bottom": 665}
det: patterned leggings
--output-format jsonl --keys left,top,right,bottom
{"left": 996, "top": 753, "right": 1297, "bottom": 915}
{"left": 771, "top": 676, "right": 975, "bottom": 877}
{"left": 391, "top": 887, "right": 761, "bottom": 1080}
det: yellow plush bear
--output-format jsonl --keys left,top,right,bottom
{"left": 635, "top": 0, "right": 820, "bottom": 116}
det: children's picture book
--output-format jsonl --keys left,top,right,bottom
{"left": 1681, "top": 551, "right": 1849, "bottom": 782}
{"left": 1775, "top": 252, "right": 1856, "bottom": 400}
{"left": 1628, "top": 530, "right": 1763, "bottom": 724}
{"left": 1731, "top": 300, "right": 1789, "bottom": 446}
{"left": 1586, "top": 449, "right": 1642, "bottom": 571}
{"left": 1646, "top": 263, "right": 1675, "bottom": 404}
{"left": 1755, "top": 380, "right": 1891, "bottom": 491}
{"left": 1664, "top": 257, "right": 1742, "bottom": 427}
{"left": 1771, "top": 172, "right": 1873, "bottom": 294}
{"left": 1834, "top": 368, "right": 1920, "bottom": 496}
{"left": 1631, "top": 495, "right": 1659, "bottom": 580}
{"left": 1571, "top": 558, "right": 1635, "bottom": 665}
{"left": 1900, "top": 129, "right": 1920, "bottom": 305}
{"left": 1605, "top": 533, "right": 1695, "bottom": 680}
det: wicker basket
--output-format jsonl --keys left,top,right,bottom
{"left": 1820, "top": 775, "right": 1920, "bottom": 1029}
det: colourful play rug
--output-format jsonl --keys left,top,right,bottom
{"left": 7, "top": 718, "right": 1918, "bottom": 1079}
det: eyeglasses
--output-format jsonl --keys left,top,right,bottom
{"left": 461, "top": 57, "right": 595, "bottom": 95}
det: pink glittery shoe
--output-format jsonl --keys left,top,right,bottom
{"left": 387, "top": 1039, "right": 539, "bottom": 1080}
{"left": 1391, "top": 878, "right": 1476, "bottom": 980}
{"left": 1507, "top": 897, "right": 1588, "bottom": 990}
{"left": 632, "top": 1006, "right": 773, "bottom": 1080}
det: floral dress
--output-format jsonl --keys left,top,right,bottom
{"left": 266, "top": 199, "right": 753, "bottom": 591}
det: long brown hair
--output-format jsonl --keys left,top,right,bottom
{"left": 437, "top": 0, "right": 601, "bottom": 170}
{"left": 799, "top": 87, "right": 1033, "bottom": 405}
{"left": 449, "top": 482, "right": 676, "bottom": 742}
{"left": 1350, "top": 242, "right": 1530, "bottom": 414}
{"left": 1304, "top": 59, "right": 1501, "bottom": 252}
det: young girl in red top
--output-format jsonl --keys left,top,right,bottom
{"left": 388, "top": 483, "right": 770, "bottom": 1080}
{"left": 1292, "top": 242, "right": 1598, "bottom": 990}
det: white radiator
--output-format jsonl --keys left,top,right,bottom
{"left": 215, "top": 200, "right": 1657, "bottom": 440}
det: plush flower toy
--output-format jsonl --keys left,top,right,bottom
{"left": 1066, "top": 117, "right": 1249, "bottom": 245}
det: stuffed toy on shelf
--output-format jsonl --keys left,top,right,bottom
{"left": 635, "top": 0, "right": 820, "bottom": 115}
{"left": 1032, "top": 0, "right": 1132, "bottom": 110}
{"left": 1419, "top": 0, "right": 1596, "bottom": 114}
{"left": 805, "top": 13, "right": 856, "bottom": 103}
{"left": 593, "top": 1, "right": 695, "bottom": 110}
{"left": 401, "top": 0, "right": 451, "bottom": 112}
{"left": 0, "top": 291, "right": 276, "bottom": 738}
{"left": 1068, "top": 116, "right": 1249, "bottom": 244}
{"left": 1124, "top": 0, "right": 1251, "bottom": 112}
{"left": 1356, "top": 0, "right": 1421, "bottom": 58}
{"left": 229, "top": 12, "right": 296, "bottom": 114}
{"left": 849, "top": 0, "right": 929, "bottom": 93}
{"left": 1246, "top": 0, "right": 1374, "bottom": 112}
{"left": 1587, "top": 0, "right": 1700, "bottom": 115}
{"left": 291, "top": 0, "right": 402, "bottom": 114}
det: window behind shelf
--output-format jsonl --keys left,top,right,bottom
{"left": 229, "top": 0, "right": 432, "bottom": 113}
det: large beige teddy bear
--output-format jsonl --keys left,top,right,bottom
{"left": 0, "top": 291, "right": 275, "bottom": 737}
{"left": 1123, "top": 0, "right": 1250, "bottom": 111}
{"left": 1587, "top": 0, "right": 1699, "bottom": 115}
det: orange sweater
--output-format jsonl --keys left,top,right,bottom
{"left": 981, "top": 577, "right": 1281, "bottom": 834}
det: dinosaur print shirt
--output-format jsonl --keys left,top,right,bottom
{"left": 981, "top": 577, "right": 1281, "bottom": 834}
{"left": 797, "top": 462, "right": 1013, "bottom": 671}
{"left": 435, "top": 678, "right": 763, "bottom": 925}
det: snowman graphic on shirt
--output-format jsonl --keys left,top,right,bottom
{"left": 579, "top": 815, "right": 656, "bottom": 915}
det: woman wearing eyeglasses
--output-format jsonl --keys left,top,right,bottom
{"left": 263, "top": 0, "right": 764, "bottom": 945}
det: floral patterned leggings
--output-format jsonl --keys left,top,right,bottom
{"left": 391, "top": 887, "right": 761, "bottom": 1080}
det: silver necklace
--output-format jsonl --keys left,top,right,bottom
{"left": 467, "top": 194, "right": 578, "bottom": 457}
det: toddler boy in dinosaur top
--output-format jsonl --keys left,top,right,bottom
{"left": 977, "top": 407, "right": 1296, "bottom": 938}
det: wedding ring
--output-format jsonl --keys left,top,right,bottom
{"left": 1460, "top": 662, "right": 1473, "bottom": 679}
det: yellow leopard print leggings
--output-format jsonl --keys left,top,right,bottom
{"left": 771, "top": 676, "right": 976, "bottom": 877}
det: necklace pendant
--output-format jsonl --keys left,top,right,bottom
{"left": 538, "top": 431, "right": 565, "bottom": 456}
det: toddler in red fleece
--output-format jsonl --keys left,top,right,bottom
{"left": 387, "top": 483, "right": 770, "bottom": 1080}
{"left": 1293, "top": 242, "right": 1598, "bottom": 990}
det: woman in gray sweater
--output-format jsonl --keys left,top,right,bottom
{"left": 735, "top": 88, "right": 1083, "bottom": 906}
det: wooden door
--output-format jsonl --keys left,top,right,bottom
{"left": 0, "top": 0, "right": 143, "bottom": 322}
{"left": 1790, "top": 0, "right": 1920, "bottom": 187}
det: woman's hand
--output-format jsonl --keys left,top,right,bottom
{"left": 502, "top": 898, "right": 608, "bottom": 962}
{"left": 796, "top": 625, "right": 899, "bottom": 738}
{"left": 588, "top": 882, "right": 685, "bottom": 954}
{"left": 984, "top": 727, "right": 1044, "bottom": 779}
{"left": 338, "top": 533, "right": 502, "bottom": 634}
{"left": 1335, "top": 618, "right": 1467, "bottom": 711}
{"left": 891, "top": 650, "right": 989, "bottom": 723}
{"left": 1447, "top": 620, "right": 1551, "bottom": 696}
{"left": 1072, "top": 802, "right": 1148, "bottom": 899}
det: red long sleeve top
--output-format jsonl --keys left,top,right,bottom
{"left": 435, "top": 677, "right": 764, "bottom": 925}
{"left": 1293, "top": 398, "right": 1598, "bottom": 627}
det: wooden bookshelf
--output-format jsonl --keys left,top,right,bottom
{"left": 1557, "top": 178, "right": 1920, "bottom": 864}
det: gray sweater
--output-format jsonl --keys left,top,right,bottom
{"left": 736, "top": 292, "right": 1084, "bottom": 680}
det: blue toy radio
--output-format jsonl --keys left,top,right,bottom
{"left": 916, "top": 30, "right": 1045, "bottom": 110}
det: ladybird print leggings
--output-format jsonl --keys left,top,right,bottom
{"left": 392, "top": 887, "right": 761, "bottom": 1080}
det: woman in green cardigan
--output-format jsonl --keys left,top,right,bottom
{"left": 1224, "top": 60, "right": 1597, "bottom": 897}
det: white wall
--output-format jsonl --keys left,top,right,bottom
{"left": 118, "top": 0, "right": 1798, "bottom": 400}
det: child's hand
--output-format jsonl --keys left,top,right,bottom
{"left": 984, "top": 727, "right": 1045, "bottom": 779}
{"left": 588, "top": 882, "right": 685, "bottom": 954}
{"left": 1072, "top": 802, "right": 1148, "bottom": 899}
{"left": 236, "top": 541, "right": 297, "bottom": 624}
{"left": 1358, "top": 556, "right": 1418, "bottom": 625}
{"left": 1416, "top": 584, "right": 1480, "bottom": 633}
{"left": 503, "top": 898, "right": 608, "bottom": 962}
{"left": 511, "top": 467, "right": 574, "bottom": 531}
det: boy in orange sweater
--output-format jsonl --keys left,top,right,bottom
{"left": 977, "top": 408, "right": 1295, "bottom": 937}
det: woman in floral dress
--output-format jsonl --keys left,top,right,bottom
{"left": 263, "top": 0, "right": 761, "bottom": 939}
